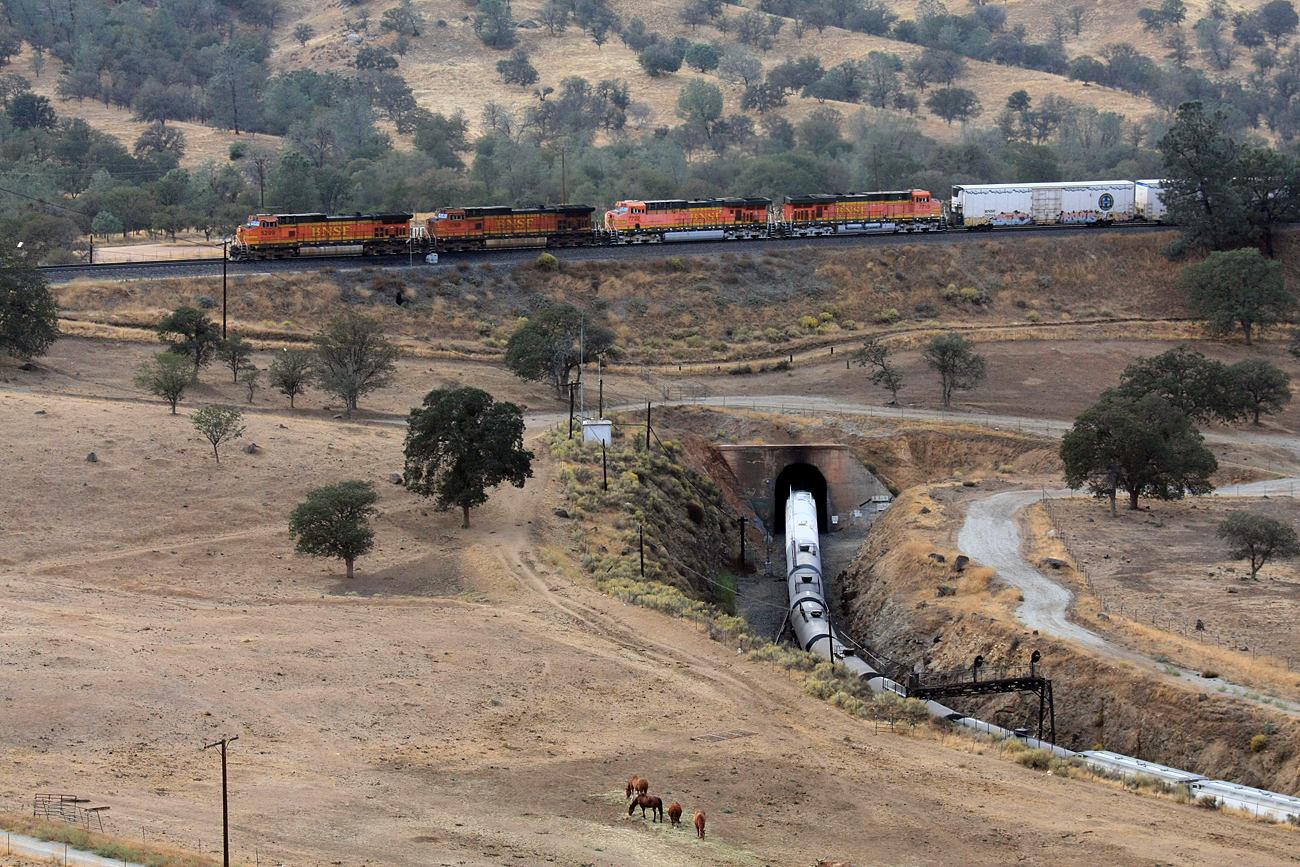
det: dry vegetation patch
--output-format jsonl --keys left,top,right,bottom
{"left": 1041, "top": 496, "right": 1300, "bottom": 698}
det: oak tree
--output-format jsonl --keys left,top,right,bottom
{"left": 157, "top": 306, "right": 222, "bottom": 378}
{"left": 1060, "top": 391, "right": 1217, "bottom": 516}
{"left": 1230, "top": 357, "right": 1292, "bottom": 424}
{"left": 504, "top": 303, "right": 614, "bottom": 394}
{"left": 403, "top": 386, "right": 533, "bottom": 528}
{"left": 921, "top": 332, "right": 985, "bottom": 407}
{"left": 1217, "top": 511, "right": 1300, "bottom": 579}
{"left": 853, "top": 336, "right": 903, "bottom": 403}
{"left": 134, "top": 352, "right": 192, "bottom": 413}
{"left": 268, "top": 347, "right": 313, "bottom": 408}
{"left": 0, "top": 245, "right": 59, "bottom": 361}
{"left": 1176, "top": 249, "right": 1295, "bottom": 345}
{"left": 311, "top": 312, "right": 399, "bottom": 417}
{"left": 190, "top": 404, "right": 245, "bottom": 463}
{"left": 288, "top": 480, "right": 378, "bottom": 579}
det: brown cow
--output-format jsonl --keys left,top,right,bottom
{"left": 628, "top": 794, "right": 664, "bottom": 822}
{"left": 694, "top": 810, "right": 706, "bottom": 839}
{"left": 667, "top": 802, "right": 683, "bottom": 827}
{"left": 625, "top": 776, "right": 648, "bottom": 799}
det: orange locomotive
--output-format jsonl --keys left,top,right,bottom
{"left": 603, "top": 197, "right": 771, "bottom": 242}
{"left": 417, "top": 204, "right": 596, "bottom": 252}
{"left": 778, "top": 190, "right": 943, "bottom": 236}
{"left": 232, "top": 212, "right": 412, "bottom": 260}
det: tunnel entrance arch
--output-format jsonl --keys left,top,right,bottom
{"left": 774, "top": 463, "right": 828, "bottom": 533}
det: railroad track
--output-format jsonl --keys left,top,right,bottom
{"left": 40, "top": 224, "right": 1176, "bottom": 283}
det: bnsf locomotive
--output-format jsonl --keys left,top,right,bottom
{"left": 228, "top": 180, "right": 1166, "bottom": 260}
{"left": 232, "top": 212, "right": 412, "bottom": 260}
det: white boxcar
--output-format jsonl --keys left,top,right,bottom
{"left": 1135, "top": 179, "right": 1168, "bottom": 222}
{"left": 1189, "top": 779, "right": 1300, "bottom": 822}
{"left": 951, "top": 181, "right": 1137, "bottom": 228}
{"left": 1078, "top": 750, "right": 1205, "bottom": 786}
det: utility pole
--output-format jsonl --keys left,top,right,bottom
{"left": 568, "top": 382, "right": 576, "bottom": 439}
{"left": 645, "top": 401, "right": 651, "bottom": 450}
{"left": 602, "top": 440, "right": 608, "bottom": 491}
{"left": 203, "top": 735, "right": 238, "bottom": 867}
{"left": 738, "top": 515, "right": 746, "bottom": 570}
{"left": 221, "top": 239, "right": 229, "bottom": 339}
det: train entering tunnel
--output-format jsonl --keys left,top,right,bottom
{"left": 773, "top": 462, "right": 829, "bottom": 533}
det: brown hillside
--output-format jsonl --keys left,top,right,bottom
{"left": 18, "top": 0, "right": 1277, "bottom": 167}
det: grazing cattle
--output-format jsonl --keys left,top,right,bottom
{"left": 625, "top": 776, "right": 648, "bottom": 799}
{"left": 628, "top": 794, "right": 664, "bottom": 822}
{"left": 694, "top": 810, "right": 706, "bottom": 839}
{"left": 667, "top": 802, "right": 682, "bottom": 827}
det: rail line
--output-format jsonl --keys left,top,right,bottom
{"left": 39, "top": 224, "right": 1177, "bottom": 284}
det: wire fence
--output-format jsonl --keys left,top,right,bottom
{"left": 1039, "top": 493, "right": 1300, "bottom": 675}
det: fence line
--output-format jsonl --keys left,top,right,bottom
{"left": 1039, "top": 494, "right": 1298, "bottom": 677}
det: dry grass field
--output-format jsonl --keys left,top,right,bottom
{"left": 6, "top": 337, "right": 1300, "bottom": 866}
{"left": 13, "top": 225, "right": 1300, "bottom": 860}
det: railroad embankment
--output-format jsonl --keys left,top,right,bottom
{"left": 841, "top": 483, "right": 1300, "bottom": 795}
{"left": 51, "top": 228, "right": 1255, "bottom": 365}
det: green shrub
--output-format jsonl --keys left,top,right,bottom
{"left": 228, "top": 141, "right": 247, "bottom": 160}
{"left": 1026, "top": 310, "right": 1041, "bottom": 322}
{"left": 1015, "top": 748, "right": 1056, "bottom": 770}
{"left": 958, "top": 286, "right": 981, "bottom": 302}
{"left": 798, "top": 315, "right": 820, "bottom": 330}
{"left": 873, "top": 308, "right": 900, "bottom": 324}
{"left": 1252, "top": 733, "right": 1269, "bottom": 753}
{"left": 764, "top": 327, "right": 785, "bottom": 343}
{"left": 1035, "top": 274, "right": 1053, "bottom": 289}
{"left": 195, "top": 295, "right": 217, "bottom": 309}
{"left": 667, "top": 257, "right": 687, "bottom": 271}
{"left": 535, "top": 252, "right": 559, "bottom": 272}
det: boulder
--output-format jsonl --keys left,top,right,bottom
{"left": 554, "top": 508, "right": 570, "bottom": 519}
{"left": 86, "top": 452, "right": 97, "bottom": 463}
{"left": 389, "top": 473, "right": 404, "bottom": 484}
{"left": 242, "top": 443, "right": 258, "bottom": 454}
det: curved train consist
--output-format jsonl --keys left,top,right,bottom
{"left": 783, "top": 487, "right": 1300, "bottom": 823}
{"left": 229, "top": 179, "right": 1167, "bottom": 260}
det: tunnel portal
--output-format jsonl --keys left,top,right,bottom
{"left": 773, "top": 462, "right": 828, "bottom": 533}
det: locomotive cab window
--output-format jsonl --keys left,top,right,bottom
{"left": 799, "top": 544, "right": 816, "bottom": 555}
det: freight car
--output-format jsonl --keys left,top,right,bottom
{"left": 950, "top": 180, "right": 1137, "bottom": 228}
{"left": 1135, "top": 179, "right": 1168, "bottom": 222}
{"left": 231, "top": 212, "right": 412, "bottom": 260}
{"left": 413, "top": 204, "right": 597, "bottom": 252}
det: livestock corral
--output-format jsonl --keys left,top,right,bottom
{"left": 229, "top": 180, "right": 1168, "bottom": 260}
